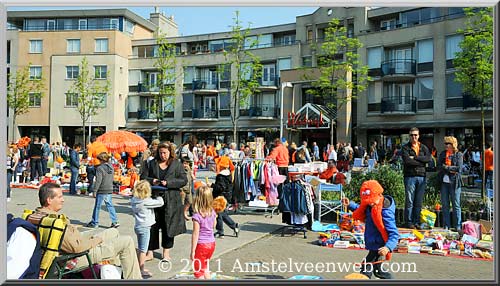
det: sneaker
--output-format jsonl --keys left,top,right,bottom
{"left": 110, "top": 222, "right": 120, "bottom": 228}
{"left": 214, "top": 232, "right": 225, "bottom": 239}
{"left": 234, "top": 223, "right": 240, "bottom": 237}
{"left": 88, "top": 192, "right": 94, "bottom": 197}
{"left": 86, "top": 222, "right": 98, "bottom": 228}
{"left": 7, "top": 197, "right": 11, "bottom": 202}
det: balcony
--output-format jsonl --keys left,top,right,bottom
{"left": 192, "top": 78, "right": 219, "bottom": 94}
{"left": 381, "top": 59, "right": 416, "bottom": 81}
{"left": 192, "top": 108, "right": 219, "bottom": 119}
{"left": 240, "top": 104, "right": 278, "bottom": 118}
{"left": 381, "top": 97, "right": 417, "bottom": 114}
{"left": 129, "top": 82, "right": 159, "bottom": 93}
{"left": 258, "top": 78, "right": 278, "bottom": 90}
{"left": 133, "top": 109, "right": 174, "bottom": 120}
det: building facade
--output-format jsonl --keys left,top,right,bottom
{"left": 7, "top": 7, "right": 493, "bottom": 152}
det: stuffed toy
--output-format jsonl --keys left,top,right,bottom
{"left": 344, "top": 273, "right": 369, "bottom": 280}
{"left": 213, "top": 196, "right": 227, "bottom": 213}
{"left": 352, "top": 180, "right": 392, "bottom": 260}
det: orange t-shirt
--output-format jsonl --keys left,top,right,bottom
{"left": 485, "top": 148, "right": 494, "bottom": 171}
{"left": 411, "top": 142, "right": 420, "bottom": 157}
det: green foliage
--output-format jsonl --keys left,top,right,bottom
{"left": 7, "top": 64, "right": 45, "bottom": 140}
{"left": 343, "top": 165, "right": 405, "bottom": 208}
{"left": 153, "top": 32, "right": 180, "bottom": 138}
{"left": 423, "top": 172, "right": 441, "bottom": 208}
{"left": 69, "top": 57, "right": 111, "bottom": 146}
{"left": 223, "top": 10, "right": 263, "bottom": 142}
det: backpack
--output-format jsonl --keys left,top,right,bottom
{"left": 7, "top": 213, "right": 42, "bottom": 279}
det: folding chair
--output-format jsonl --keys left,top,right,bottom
{"left": 317, "top": 183, "right": 344, "bottom": 223}
{"left": 353, "top": 158, "right": 363, "bottom": 167}
{"left": 22, "top": 210, "right": 97, "bottom": 279}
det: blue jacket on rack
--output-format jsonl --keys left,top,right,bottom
{"left": 279, "top": 181, "right": 308, "bottom": 215}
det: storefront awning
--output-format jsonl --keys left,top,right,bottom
{"left": 357, "top": 118, "right": 493, "bottom": 130}
{"left": 286, "top": 103, "right": 336, "bottom": 129}
{"left": 121, "top": 126, "right": 278, "bottom": 133}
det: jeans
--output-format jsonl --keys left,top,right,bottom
{"left": 90, "top": 193, "right": 118, "bottom": 225}
{"left": 41, "top": 157, "right": 48, "bottom": 175}
{"left": 404, "top": 176, "right": 426, "bottom": 226}
{"left": 135, "top": 226, "right": 151, "bottom": 253}
{"left": 30, "top": 158, "right": 43, "bottom": 181}
{"left": 360, "top": 250, "right": 393, "bottom": 279}
{"left": 70, "top": 167, "right": 79, "bottom": 195}
{"left": 86, "top": 165, "right": 96, "bottom": 194}
{"left": 7, "top": 170, "right": 13, "bottom": 198}
{"left": 440, "top": 183, "right": 462, "bottom": 229}
{"left": 486, "top": 170, "right": 494, "bottom": 190}
{"left": 216, "top": 210, "right": 237, "bottom": 235}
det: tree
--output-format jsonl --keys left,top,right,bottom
{"left": 454, "top": 7, "right": 493, "bottom": 201}
{"left": 306, "top": 18, "right": 369, "bottom": 145}
{"left": 223, "top": 10, "right": 263, "bottom": 144}
{"left": 69, "top": 57, "right": 111, "bottom": 146}
{"left": 7, "top": 64, "right": 45, "bottom": 141}
{"left": 152, "top": 32, "right": 180, "bottom": 140}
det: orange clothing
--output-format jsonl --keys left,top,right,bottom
{"left": 266, "top": 144, "right": 289, "bottom": 167}
{"left": 485, "top": 148, "right": 494, "bottom": 171}
{"left": 206, "top": 145, "right": 217, "bottom": 157}
{"left": 319, "top": 166, "right": 338, "bottom": 182}
{"left": 445, "top": 150, "right": 453, "bottom": 166}
{"left": 215, "top": 155, "right": 235, "bottom": 173}
{"left": 411, "top": 142, "right": 420, "bottom": 157}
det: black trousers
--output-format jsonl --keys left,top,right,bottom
{"left": 278, "top": 167, "right": 289, "bottom": 197}
{"left": 216, "top": 209, "right": 237, "bottom": 235}
{"left": 148, "top": 206, "right": 175, "bottom": 250}
{"left": 360, "top": 250, "right": 393, "bottom": 279}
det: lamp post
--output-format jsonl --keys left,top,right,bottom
{"left": 280, "top": 82, "right": 293, "bottom": 140}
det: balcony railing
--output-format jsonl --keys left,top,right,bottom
{"left": 129, "top": 82, "right": 159, "bottom": 93}
{"left": 192, "top": 108, "right": 218, "bottom": 119}
{"left": 23, "top": 23, "right": 119, "bottom": 32}
{"left": 193, "top": 78, "right": 218, "bottom": 90}
{"left": 381, "top": 97, "right": 417, "bottom": 113}
{"left": 258, "top": 78, "right": 278, "bottom": 87}
{"left": 381, "top": 59, "right": 417, "bottom": 77}
{"left": 135, "top": 109, "right": 174, "bottom": 120}
{"left": 240, "top": 104, "right": 278, "bottom": 118}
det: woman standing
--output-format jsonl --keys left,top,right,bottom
{"left": 7, "top": 144, "right": 19, "bottom": 202}
{"left": 141, "top": 142, "right": 187, "bottom": 262}
{"left": 437, "top": 136, "right": 463, "bottom": 231}
{"left": 86, "top": 152, "right": 120, "bottom": 228}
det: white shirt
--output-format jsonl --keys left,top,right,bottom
{"left": 328, "top": 149, "right": 337, "bottom": 161}
{"left": 7, "top": 227, "right": 37, "bottom": 279}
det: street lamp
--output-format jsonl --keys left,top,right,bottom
{"left": 280, "top": 82, "right": 293, "bottom": 140}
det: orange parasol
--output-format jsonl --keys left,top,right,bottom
{"left": 96, "top": 130, "right": 148, "bottom": 153}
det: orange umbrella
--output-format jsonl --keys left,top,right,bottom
{"left": 96, "top": 130, "right": 148, "bottom": 153}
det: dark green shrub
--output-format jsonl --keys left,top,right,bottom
{"left": 423, "top": 172, "right": 441, "bottom": 209}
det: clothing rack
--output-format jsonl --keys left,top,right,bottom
{"left": 279, "top": 180, "right": 310, "bottom": 239}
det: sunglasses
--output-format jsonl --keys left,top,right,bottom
{"left": 445, "top": 143, "right": 452, "bottom": 145}
{"left": 410, "top": 134, "right": 419, "bottom": 137}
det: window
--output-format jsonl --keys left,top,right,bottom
{"left": 66, "top": 66, "right": 79, "bottom": 79}
{"left": 367, "top": 47, "right": 382, "bottom": 69}
{"left": 368, "top": 82, "right": 377, "bottom": 104}
{"left": 78, "top": 19, "right": 87, "bottom": 30}
{"left": 184, "top": 66, "right": 194, "bottom": 83}
{"left": 29, "top": 92, "right": 41, "bottom": 107}
{"left": 240, "top": 63, "right": 253, "bottom": 80}
{"left": 367, "top": 81, "right": 382, "bottom": 112}
{"left": 302, "top": 56, "right": 312, "bottom": 67}
{"left": 47, "top": 20, "right": 55, "bottom": 30}
{"left": 26, "top": 19, "right": 45, "bottom": 31}
{"left": 94, "top": 65, "right": 107, "bottom": 79}
{"left": 110, "top": 18, "right": 119, "bottom": 30}
{"left": 95, "top": 38, "right": 108, "bottom": 53}
{"left": 29, "top": 40, "right": 42, "bottom": 53}
{"left": 446, "top": 34, "right": 463, "bottom": 60}
{"left": 124, "top": 19, "right": 135, "bottom": 34}
{"left": 417, "top": 39, "right": 433, "bottom": 63}
{"left": 277, "top": 57, "right": 291, "bottom": 78}
{"left": 448, "top": 7, "right": 465, "bottom": 19}
{"left": 380, "top": 19, "right": 396, "bottom": 30}
{"left": 67, "top": 39, "right": 81, "bottom": 53}
{"left": 307, "top": 29, "right": 313, "bottom": 43}
{"left": 65, "top": 93, "right": 78, "bottom": 107}
{"left": 182, "top": 93, "right": 194, "bottom": 117}
{"left": 262, "top": 64, "right": 276, "bottom": 85}
{"left": 94, "top": 93, "right": 107, "bottom": 108}
{"left": 446, "top": 73, "right": 462, "bottom": 98}
{"left": 29, "top": 66, "right": 42, "bottom": 80}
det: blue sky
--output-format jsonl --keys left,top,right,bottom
{"left": 7, "top": 6, "right": 318, "bottom": 36}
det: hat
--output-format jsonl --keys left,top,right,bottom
{"left": 359, "top": 180, "right": 384, "bottom": 205}
{"left": 215, "top": 156, "right": 231, "bottom": 169}
{"left": 194, "top": 181, "right": 205, "bottom": 190}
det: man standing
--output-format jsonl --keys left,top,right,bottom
{"left": 402, "top": 128, "right": 431, "bottom": 229}
{"left": 28, "top": 136, "right": 43, "bottom": 182}
{"left": 40, "top": 136, "right": 51, "bottom": 175}
{"left": 69, "top": 143, "right": 81, "bottom": 195}
{"left": 32, "top": 183, "right": 142, "bottom": 279}
{"left": 484, "top": 141, "right": 494, "bottom": 190}
{"left": 301, "top": 141, "right": 312, "bottom": 163}
{"left": 312, "top": 142, "right": 320, "bottom": 161}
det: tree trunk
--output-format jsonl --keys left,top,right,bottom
{"left": 330, "top": 121, "right": 334, "bottom": 146}
{"left": 156, "top": 116, "right": 160, "bottom": 140}
{"left": 481, "top": 92, "right": 486, "bottom": 202}
{"left": 82, "top": 120, "right": 87, "bottom": 149}
{"left": 11, "top": 113, "right": 16, "bottom": 142}
{"left": 232, "top": 100, "right": 238, "bottom": 145}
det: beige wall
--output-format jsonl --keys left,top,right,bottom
{"left": 133, "top": 24, "right": 154, "bottom": 40}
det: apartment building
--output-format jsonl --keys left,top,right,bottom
{"left": 7, "top": 7, "right": 492, "bottom": 151}
{"left": 6, "top": 9, "right": 177, "bottom": 146}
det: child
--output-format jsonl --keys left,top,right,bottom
{"left": 191, "top": 185, "right": 216, "bottom": 279}
{"left": 211, "top": 162, "right": 239, "bottom": 238}
{"left": 130, "top": 180, "right": 164, "bottom": 278}
{"left": 342, "top": 180, "right": 399, "bottom": 279}
{"left": 180, "top": 157, "right": 194, "bottom": 220}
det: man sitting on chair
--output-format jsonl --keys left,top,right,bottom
{"left": 33, "top": 182, "right": 142, "bottom": 279}
{"left": 319, "top": 160, "right": 338, "bottom": 183}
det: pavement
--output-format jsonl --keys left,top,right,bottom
{"left": 6, "top": 170, "right": 285, "bottom": 280}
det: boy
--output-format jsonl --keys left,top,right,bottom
{"left": 342, "top": 180, "right": 399, "bottom": 279}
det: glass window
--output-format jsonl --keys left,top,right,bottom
{"left": 446, "top": 73, "right": 463, "bottom": 98}
{"left": 446, "top": 34, "right": 463, "bottom": 60}
{"left": 67, "top": 39, "right": 81, "bottom": 53}
{"left": 26, "top": 19, "right": 46, "bottom": 31}
{"left": 125, "top": 19, "right": 135, "bottom": 34}
{"left": 110, "top": 18, "right": 119, "bottom": 30}
{"left": 448, "top": 7, "right": 465, "bottom": 19}
{"left": 367, "top": 47, "right": 382, "bottom": 69}
{"left": 28, "top": 92, "right": 41, "bottom": 107}
{"left": 417, "top": 39, "right": 433, "bottom": 63}
{"left": 29, "top": 66, "right": 42, "bottom": 80}
{"left": 47, "top": 20, "right": 56, "bottom": 30}
{"left": 302, "top": 56, "right": 312, "bottom": 67}
{"left": 258, "top": 34, "right": 273, "bottom": 48}
{"left": 368, "top": 82, "right": 376, "bottom": 103}
{"left": 219, "top": 92, "right": 230, "bottom": 109}
{"left": 240, "top": 63, "right": 253, "bottom": 80}
{"left": 94, "top": 65, "right": 107, "bottom": 79}
{"left": 65, "top": 93, "right": 78, "bottom": 107}
{"left": 87, "top": 18, "right": 97, "bottom": 29}
{"left": 244, "top": 36, "right": 257, "bottom": 49}
{"left": 78, "top": 19, "right": 87, "bottom": 30}
{"left": 94, "top": 93, "right": 107, "bottom": 108}
{"left": 184, "top": 66, "right": 194, "bottom": 83}
{"left": 182, "top": 93, "right": 193, "bottom": 110}
{"left": 95, "top": 38, "right": 109, "bottom": 53}
{"left": 29, "top": 40, "right": 42, "bottom": 53}
{"left": 418, "top": 77, "right": 433, "bottom": 100}
{"left": 66, "top": 66, "right": 79, "bottom": 79}
{"left": 208, "top": 40, "right": 224, "bottom": 53}
{"left": 277, "top": 58, "right": 291, "bottom": 77}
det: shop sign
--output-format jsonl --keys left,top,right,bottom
{"left": 287, "top": 112, "right": 328, "bottom": 128}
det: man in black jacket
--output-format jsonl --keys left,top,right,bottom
{"left": 402, "top": 127, "right": 431, "bottom": 229}
{"left": 28, "top": 136, "right": 44, "bottom": 181}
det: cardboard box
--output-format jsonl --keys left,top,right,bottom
{"left": 333, "top": 240, "right": 351, "bottom": 248}
{"left": 479, "top": 219, "right": 493, "bottom": 234}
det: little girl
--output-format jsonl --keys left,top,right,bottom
{"left": 130, "top": 180, "right": 164, "bottom": 278}
{"left": 191, "top": 185, "right": 216, "bottom": 279}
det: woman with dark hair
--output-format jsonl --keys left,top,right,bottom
{"left": 140, "top": 142, "right": 188, "bottom": 262}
